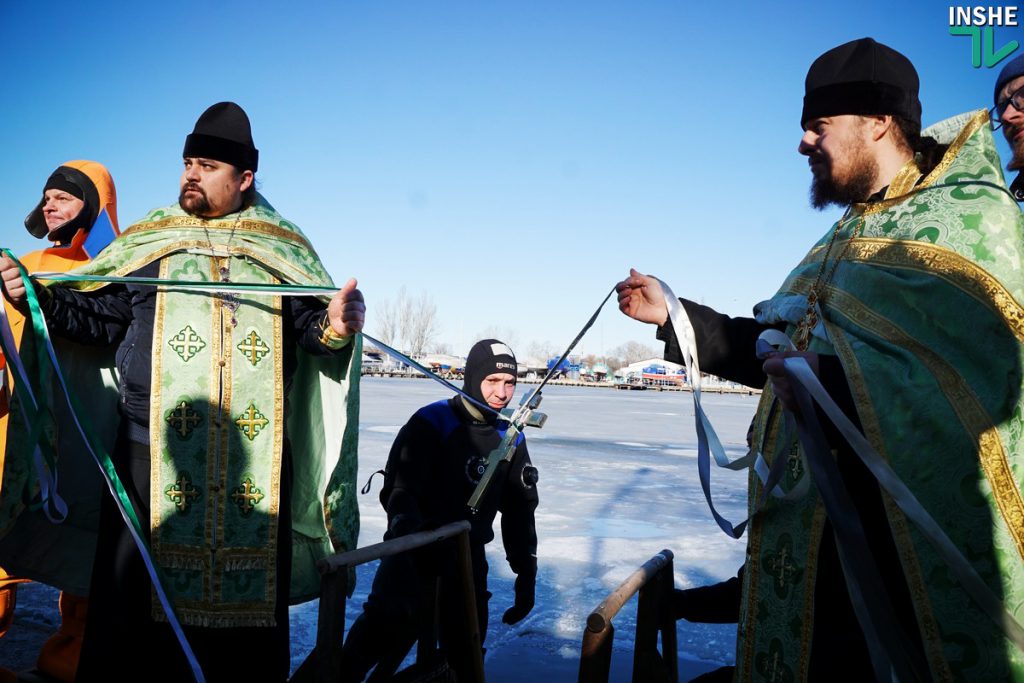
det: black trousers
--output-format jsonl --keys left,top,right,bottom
{"left": 340, "top": 541, "right": 489, "bottom": 682}
{"left": 76, "top": 427, "right": 293, "bottom": 683}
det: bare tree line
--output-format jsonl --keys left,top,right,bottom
{"left": 371, "top": 289, "right": 658, "bottom": 367}
{"left": 372, "top": 286, "right": 440, "bottom": 357}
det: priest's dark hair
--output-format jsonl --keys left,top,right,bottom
{"left": 891, "top": 116, "right": 949, "bottom": 177}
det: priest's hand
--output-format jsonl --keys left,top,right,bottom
{"left": 327, "top": 278, "right": 365, "bottom": 337}
{"left": 0, "top": 255, "right": 27, "bottom": 309}
{"left": 762, "top": 351, "right": 819, "bottom": 413}
{"left": 616, "top": 268, "right": 668, "bottom": 326}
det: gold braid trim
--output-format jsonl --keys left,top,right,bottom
{"left": 841, "top": 239, "right": 1024, "bottom": 343}
{"left": 318, "top": 312, "right": 350, "bottom": 350}
{"left": 149, "top": 258, "right": 169, "bottom": 594}
{"left": 854, "top": 110, "right": 989, "bottom": 217}
{"left": 825, "top": 286, "right": 1024, "bottom": 563}
{"left": 122, "top": 215, "right": 314, "bottom": 251}
{"left": 884, "top": 159, "right": 924, "bottom": 199}
{"left": 827, "top": 323, "right": 954, "bottom": 681}
{"left": 798, "top": 503, "right": 826, "bottom": 682}
{"left": 737, "top": 490, "right": 763, "bottom": 679}
{"left": 260, "top": 291, "right": 285, "bottom": 608}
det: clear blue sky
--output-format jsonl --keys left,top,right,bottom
{"left": 0, "top": 2, "right": 1013, "bottom": 357}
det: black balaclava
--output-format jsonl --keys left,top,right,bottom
{"left": 24, "top": 166, "right": 100, "bottom": 243}
{"left": 461, "top": 339, "right": 517, "bottom": 420}
{"left": 183, "top": 101, "right": 259, "bottom": 172}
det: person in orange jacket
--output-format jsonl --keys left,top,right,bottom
{"left": 0, "top": 160, "right": 118, "bottom": 683}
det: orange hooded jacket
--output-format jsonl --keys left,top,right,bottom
{"left": 0, "top": 160, "right": 119, "bottom": 561}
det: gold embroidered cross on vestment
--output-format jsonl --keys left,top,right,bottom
{"left": 232, "top": 477, "right": 265, "bottom": 515}
{"left": 235, "top": 403, "right": 269, "bottom": 441}
{"left": 165, "top": 473, "right": 201, "bottom": 513}
{"left": 166, "top": 400, "right": 202, "bottom": 439}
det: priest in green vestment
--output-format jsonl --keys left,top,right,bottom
{"left": 0, "top": 102, "right": 365, "bottom": 682}
{"left": 618, "top": 39, "right": 1024, "bottom": 681}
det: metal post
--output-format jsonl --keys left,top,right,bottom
{"left": 294, "top": 521, "right": 475, "bottom": 682}
{"left": 658, "top": 556, "right": 678, "bottom": 683}
{"left": 579, "top": 622, "right": 614, "bottom": 682}
{"left": 316, "top": 568, "right": 349, "bottom": 683}
{"left": 578, "top": 550, "right": 675, "bottom": 683}
{"left": 416, "top": 572, "right": 440, "bottom": 663}
{"left": 455, "top": 531, "right": 486, "bottom": 682}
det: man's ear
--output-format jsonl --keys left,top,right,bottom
{"left": 867, "top": 114, "right": 894, "bottom": 143}
{"left": 239, "top": 169, "right": 254, "bottom": 192}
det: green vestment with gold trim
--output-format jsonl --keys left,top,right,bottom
{"left": 0, "top": 194, "right": 360, "bottom": 627}
{"left": 738, "top": 111, "right": 1024, "bottom": 681}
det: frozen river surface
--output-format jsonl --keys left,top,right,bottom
{"left": 2, "top": 377, "right": 757, "bottom": 681}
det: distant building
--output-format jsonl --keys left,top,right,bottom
{"left": 418, "top": 353, "right": 467, "bottom": 379}
{"left": 613, "top": 357, "right": 748, "bottom": 389}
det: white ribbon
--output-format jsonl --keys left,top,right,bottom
{"left": 659, "top": 280, "right": 807, "bottom": 538}
{"left": 783, "top": 355, "right": 1024, "bottom": 653}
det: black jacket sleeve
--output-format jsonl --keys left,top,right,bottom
{"left": 673, "top": 565, "right": 744, "bottom": 624}
{"left": 656, "top": 298, "right": 782, "bottom": 388}
{"left": 41, "top": 284, "right": 133, "bottom": 346}
{"left": 499, "top": 438, "right": 539, "bottom": 574}
{"left": 656, "top": 299, "right": 858, "bottom": 439}
{"left": 290, "top": 296, "right": 341, "bottom": 356}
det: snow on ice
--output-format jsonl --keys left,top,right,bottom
{"left": 1, "top": 377, "right": 756, "bottom": 681}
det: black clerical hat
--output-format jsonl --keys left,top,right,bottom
{"left": 801, "top": 38, "right": 921, "bottom": 129}
{"left": 183, "top": 101, "right": 259, "bottom": 172}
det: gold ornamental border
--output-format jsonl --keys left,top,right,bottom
{"left": 825, "top": 286, "right": 1024, "bottom": 564}
{"left": 268, "top": 287, "right": 285, "bottom": 608}
{"left": 787, "top": 238, "right": 1024, "bottom": 345}
{"left": 854, "top": 109, "right": 990, "bottom": 217}
{"left": 841, "top": 238, "right": 1024, "bottom": 343}
{"left": 65, "top": 240, "right": 335, "bottom": 298}
{"left": 122, "top": 215, "right": 314, "bottom": 252}
{"left": 828, "top": 324, "right": 953, "bottom": 681}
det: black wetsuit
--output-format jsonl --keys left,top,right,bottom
{"left": 341, "top": 396, "right": 538, "bottom": 682}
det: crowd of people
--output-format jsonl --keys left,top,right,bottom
{"left": 2, "top": 36, "right": 1024, "bottom": 682}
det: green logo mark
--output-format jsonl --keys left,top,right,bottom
{"left": 950, "top": 26, "right": 1018, "bottom": 68}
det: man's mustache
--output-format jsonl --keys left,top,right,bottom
{"left": 182, "top": 183, "right": 205, "bottom": 196}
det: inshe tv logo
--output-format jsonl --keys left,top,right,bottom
{"left": 949, "top": 6, "right": 1020, "bottom": 67}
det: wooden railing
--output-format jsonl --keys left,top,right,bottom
{"left": 291, "top": 520, "right": 484, "bottom": 683}
{"left": 578, "top": 549, "right": 677, "bottom": 683}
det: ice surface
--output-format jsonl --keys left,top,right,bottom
{"left": 1, "top": 377, "right": 756, "bottom": 681}
{"left": 314, "top": 378, "right": 755, "bottom": 680}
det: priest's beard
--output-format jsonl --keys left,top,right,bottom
{"left": 179, "top": 184, "right": 211, "bottom": 216}
{"left": 809, "top": 146, "right": 879, "bottom": 210}
{"left": 1007, "top": 134, "right": 1024, "bottom": 171}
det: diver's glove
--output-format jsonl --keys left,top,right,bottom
{"left": 502, "top": 556, "right": 537, "bottom": 625}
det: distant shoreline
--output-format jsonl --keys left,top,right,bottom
{"left": 359, "top": 371, "right": 762, "bottom": 395}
